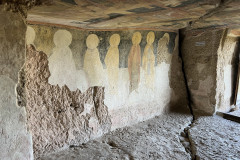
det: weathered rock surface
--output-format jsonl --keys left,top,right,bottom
{"left": 21, "top": 45, "right": 112, "bottom": 157}
{"left": 39, "top": 112, "right": 193, "bottom": 160}
{"left": 27, "top": 0, "right": 240, "bottom": 30}
{"left": 189, "top": 116, "right": 240, "bottom": 160}
{"left": 0, "top": 6, "right": 33, "bottom": 160}
{"left": 181, "top": 28, "right": 239, "bottom": 116}
{"left": 0, "top": 0, "right": 53, "bottom": 17}
{"left": 181, "top": 28, "right": 224, "bottom": 115}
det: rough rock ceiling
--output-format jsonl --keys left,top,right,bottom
{"left": 27, "top": 0, "right": 240, "bottom": 31}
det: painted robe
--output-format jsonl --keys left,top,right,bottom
{"left": 105, "top": 46, "right": 119, "bottom": 94}
{"left": 84, "top": 48, "right": 104, "bottom": 87}
{"left": 128, "top": 44, "right": 141, "bottom": 92}
{"left": 142, "top": 44, "right": 155, "bottom": 89}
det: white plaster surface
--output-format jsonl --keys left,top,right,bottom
{"left": 48, "top": 30, "right": 80, "bottom": 91}
{"left": 26, "top": 29, "right": 175, "bottom": 114}
{"left": 26, "top": 26, "right": 36, "bottom": 46}
{"left": 26, "top": 28, "right": 184, "bottom": 132}
{"left": 105, "top": 62, "right": 172, "bottom": 112}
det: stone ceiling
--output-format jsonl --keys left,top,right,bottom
{"left": 27, "top": 0, "right": 240, "bottom": 31}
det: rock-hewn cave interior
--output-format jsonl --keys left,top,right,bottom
{"left": 0, "top": 0, "right": 240, "bottom": 159}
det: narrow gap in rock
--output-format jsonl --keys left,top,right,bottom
{"left": 178, "top": 29, "right": 195, "bottom": 120}
{"left": 178, "top": 29, "right": 197, "bottom": 160}
{"left": 179, "top": 123, "right": 196, "bottom": 160}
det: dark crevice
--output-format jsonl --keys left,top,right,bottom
{"left": 178, "top": 29, "right": 197, "bottom": 159}
{"left": 232, "top": 38, "right": 240, "bottom": 105}
{"left": 179, "top": 123, "right": 196, "bottom": 160}
{"left": 178, "top": 29, "right": 195, "bottom": 120}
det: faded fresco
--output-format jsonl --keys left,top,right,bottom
{"left": 84, "top": 34, "right": 105, "bottom": 87}
{"left": 26, "top": 26, "right": 36, "bottom": 46}
{"left": 28, "top": 25, "right": 177, "bottom": 109}
{"left": 143, "top": 32, "right": 155, "bottom": 90}
{"left": 157, "top": 33, "right": 171, "bottom": 64}
{"left": 128, "top": 32, "right": 142, "bottom": 92}
{"left": 48, "top": 30, "right": 77, "bottom": 89}
{"left": 105, "top": 34, "right": 120, "bottom": 94}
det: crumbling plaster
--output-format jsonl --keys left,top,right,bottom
{"left": 0, "top": 6, "right": 33, "bottom": 160}
{"left": 20, "top": 45, "right": 112, "bottom": 157}
{"left": 0, "top": 0, "right": 240, "bottom": 159}
{"left": 19, "top": 24, "right": 189, "bottom": 156}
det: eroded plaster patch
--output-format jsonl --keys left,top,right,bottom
{"left": 22, "top": 26, "right": 189, "bottom": 157}
{"left": 22, "top": 45, "right": 111, "bottom": 157}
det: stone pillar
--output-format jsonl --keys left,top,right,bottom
{"left": 0, "top": 6, "right": 33, "bottom": 160}
{"left": 181, "top": 28, "right": 239, "bottom": 115}
{"left": 181, "top": 29, "right": 224, "bottom": 115}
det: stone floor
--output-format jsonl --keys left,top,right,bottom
{"left": 189, "top": 116, "right": 240, "bottom": 160}
{"left": 228, "top": 108, "right": 240, "bottom": 117}
{"left": 39, "top": 112, "right": 240, "bottom": 160}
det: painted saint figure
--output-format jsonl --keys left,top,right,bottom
{"left": 48, "top": 30, "right": 77, "bottom": 90}
{"left": 84, "top": 34, "right": 104, "bottom": 87}
{"left": 142, "top": 32, "right": 155, "bottom": 90}
{"left": 128, "top": 32, "right": 142, "bottom": 92}
{"left": 156, "top": 33, "right": 171, "bottom": 64}
{"left": 105, "top": 34, "right": 120, "bottom": 94}
{"left": 26, "top": 26, "right": 36, "bottom": 46}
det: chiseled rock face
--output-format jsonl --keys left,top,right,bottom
{"left": 23, "top": 45, "right": 111, "bottom": 158}
{"left": 24, "top": 25, "right": 189, "bottom": 131}
{"left": 0, "top": 75, "right": 33, "bottom": 160}
{"left": 181, "top": 28, "right": 239, "bottom": 116}
{"left": 22, "top": 25, "right": 189, "bottom": 157}
{"left": 0, "top": 6, "right": 33, "bottom": 160}
{"left": 181, "top": 29, "right": 224, "bottom": 115}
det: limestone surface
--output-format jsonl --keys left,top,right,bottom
{"left": 189, "top": 116, "right": 240, "bottom": 160}
{"left": 39, "top": 112, "right": 193, "bottom": 160}
{"left": 22, "top": 45, "right": 112, "bottom": 158}
{"left": 0, "top": 6, "right": 33, "bottom": 160}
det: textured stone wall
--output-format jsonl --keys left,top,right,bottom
{"left": 216, "top": 33, "right": 239, "bottom": 112}
{"left": 21, "top": 24, "right": 189, "bottom": 157}
{"left": 0, "top": 6, "right": 33, "bottom": 160}
{"left": 181, "top": 29, "right": 224, "bottom": 115}
{"left": 21, "top": 45, "right": 112, "bottom": 157}
{"left": 181, "top": 28, "right": 239, "bottom": 115}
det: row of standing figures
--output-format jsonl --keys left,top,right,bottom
{"left": 26, "top": 27, "right": 172, "bottom": 94}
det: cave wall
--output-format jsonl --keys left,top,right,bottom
{"left": 21, "top": 45, "right": 111, "bottom": 157}
{"left": 181, "top": 28, "right": 239, "bottom": 115}
{"left": 181, "top": 29, "right": 224, "bottom": 115}
{"left": 0, "top": 6, "right": 33, "bottom": 160}
{"left": 216, "top": 34, "right": 239, "bottom": 112}
{"left": 23, "top": 24, "right": 188, "bottom": 156}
